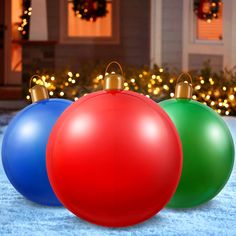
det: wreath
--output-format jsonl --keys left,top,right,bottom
{"left": 194, "top": 0, "right": 222, "bottom": 22}
{"left": 72, "top": 0, "right": 108, "bottom": 22}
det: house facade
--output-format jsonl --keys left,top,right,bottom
{"left": 0, "top": 0, "right": 236, "bottom": 99}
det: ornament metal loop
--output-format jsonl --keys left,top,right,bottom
{"left": 175, "top": 72, "right": 193, "bottom": 99}
{"left": 29, "top": 75, "right": 46, "bottom": 89}
{"left": 176, "top": 72, "right": 193, "bottom": 85}
{"left": 29, "top": 75, "right": 49, "bottom": 103}
{"left": 104, "top": 61, "right": 124, "bottom": 90}
{"left": 105, "top": 61, "right": 124, "bottom": 77}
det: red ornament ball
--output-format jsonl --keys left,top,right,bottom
{"left": 46, "top": 90, "right": 182, "bottom": 227}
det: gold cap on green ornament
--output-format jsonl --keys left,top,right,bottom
{"left": 175, "top": 72, "right": 193, "bottom": 99}
{"left": 29, "top": 75, "right": 49, "bottom": 103}
{"left": 104, "top": 61, "right": 124, "bottom": 90}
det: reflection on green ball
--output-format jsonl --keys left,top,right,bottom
{"left": 159, "top": 99, "right": 234, "bottom": 208}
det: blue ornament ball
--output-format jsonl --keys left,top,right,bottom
{"left": 2, "top": 98, "right": 72, "bottom": 206}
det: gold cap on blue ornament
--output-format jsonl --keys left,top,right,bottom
{"left": 29, "top": 75, "right": 49, "bottom": 103}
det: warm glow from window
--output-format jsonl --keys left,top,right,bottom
{"left": 11, "top": 0, "right": 22, "bottom": 38}
{"left": 11, "top": 0, "right": 22, "bottom": 72}
{"left": 196, "top": 3, "right": 223, "bottom": 41}
{"left": 68, "top": 2, "right": 112, "bottom": 37}
{"left": 11, "top": 44, "right": 22, "bottom": 72}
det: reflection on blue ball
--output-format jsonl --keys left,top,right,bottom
{"left": 2, "top": 99, "right": 72, "bottom": 206}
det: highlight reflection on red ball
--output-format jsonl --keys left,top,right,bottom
{"left": 46, "top": 90, "right": 182, "bottom": 227}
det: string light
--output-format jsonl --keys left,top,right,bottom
{"left": 18, "top": 2, "right": 32, "bottom": 39}
{"left": 27, "top": 66, "right": 236, "bottom": 116}
{"left": 68, "top": 72, "right": 73, "bottom": 77}
{"left": 163, "top": 85, "right": 169, "bottom": 90}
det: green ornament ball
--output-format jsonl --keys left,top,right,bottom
{"left": 159, "top": 98, "right": 234, "bottom": 208}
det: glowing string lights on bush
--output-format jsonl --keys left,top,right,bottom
{"left": 25, "top": 65, "right": 236, "bottom": 116}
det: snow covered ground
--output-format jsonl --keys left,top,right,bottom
{"left": 0, "top": 113, "right": 235, "bottom": 236}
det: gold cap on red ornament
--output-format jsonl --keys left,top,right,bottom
{"left": 104, "top": 61, "right": 124, "bottom": 90}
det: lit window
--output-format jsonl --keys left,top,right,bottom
{"left": 61, "top": 0, "right": 119, "bottom": 43}
{"left": 195, "top": 2, "right": 223, "bottom": 41}
{"left": 67, "top": 0, "right": 112, "bottom": 38}
{"left": 11, "top": 0, "right": 22, "bottom": 72}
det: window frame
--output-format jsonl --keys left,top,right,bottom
{"left": 191, "top": 1, "right": 223, "bottom": 45}
{"left": 59, "top": 0, "right": 120, "bottom": 44}
{"left": 182, "top": 0, "right": 233, "bottom": 70}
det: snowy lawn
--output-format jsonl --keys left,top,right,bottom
{"left": 0, "top": 113, "right": 235, "bottom": 236}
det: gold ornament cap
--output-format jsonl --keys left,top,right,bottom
{"left": 104, "top": 61, "right": 124, "bottom": 90}
{"left": 29, "top": 75, "right": 49, "bottom": 103}
{"left": 175, "top": 72, "right": 193, "bottom": 99}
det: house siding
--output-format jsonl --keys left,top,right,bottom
{"left": 24, "top": 0, "right": 150, "bottom": 72}
{"left": 57, "top": 0, "right": 150, "bottom": 70}
{"left": 161, "top": 0, "right": 183, "bottom": 70}
{"left": 189, "top": 54, "right": 223, "bottom": 72}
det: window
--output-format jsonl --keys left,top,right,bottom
{"left": 182, "top": 0, "right": 231, "bottom": 70}
{"left": 60, "top": 0, "right": 119, "bottom": 44}
{"left": 196, "top": 17, "right": 223, "bottom": 41}
{"left": 68, "top": 1, "right": 112, "bottom": 37}
{"left": 194, "top": 1, "right": 223, "bottom": 42}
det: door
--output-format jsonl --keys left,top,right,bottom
{"left": 0, "top": 0, "right": 5, "bottom": 85}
